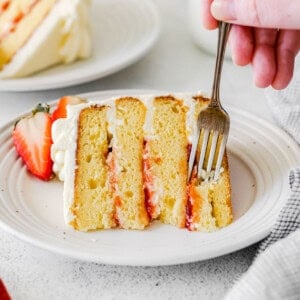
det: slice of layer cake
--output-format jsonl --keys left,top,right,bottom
{"left": 0, "top": 0, "right": 91, "bottom": 78}
{"left": 51, "top": 93, "right": 233, "bottom": 232}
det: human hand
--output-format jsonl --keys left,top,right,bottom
{"left": 202, "top": 0, "right": 300, "bottom": 89}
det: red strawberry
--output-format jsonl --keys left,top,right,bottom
{"left": 12, "top": 104, "right": 53, "bottom": 181}
{"left": 52, "top": 96, "right": 85, "bottom": 121}
{"left": 0, "top": 279, "right": 11, "bottom": 300}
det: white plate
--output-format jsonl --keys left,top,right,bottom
{"left": 0, "top": 89, "right": 299, "bottom": 266}
{"left": 0, "top": 0, "right": 160, "bottom": 92}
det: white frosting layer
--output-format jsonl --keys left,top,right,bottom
{"left": 51, "top": 103, "right": 90, "bottom": 223}
{"left": 0, "top": 0, "right": 91, "bottom": 78}
{"left": 51, "top": 93, "right": 206, "bottom": 224}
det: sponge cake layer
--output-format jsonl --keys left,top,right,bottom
{"left": 113, "top": 97, "right": 150, "bottom": 229}
{"left": 70, "top": 106, "right": 116, "bottom": 231}
{"left": 148, "top": 96, "right": 188, "bottom": 227}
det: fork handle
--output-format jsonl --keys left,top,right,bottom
{"left": 210, "top": 22, "right": 231, "bottom": 109}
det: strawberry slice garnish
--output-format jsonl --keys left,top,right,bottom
{"left": 12, "top": 104, "right": 53, "bottom": 181}
{"left": 0, "top": 279, "right": 11, "bottom": 300}
{"left": 52, "top": 96, "right": 85, "bottom": 121}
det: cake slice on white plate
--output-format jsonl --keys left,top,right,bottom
{"left": 12, "top": 93, "right": 233, "bottom": 232}
{"left": 51, "top": 93, "right": 233, "bottom": 232}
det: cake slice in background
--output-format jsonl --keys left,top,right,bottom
{"left": 0, "top": 0, "right": 91, "bottom": 78}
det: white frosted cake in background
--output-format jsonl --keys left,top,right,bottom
{"left": 0, "top": 0, "right": 92, "bottom": 78}
{"left": 51, "top": 94, "right": 233, "bottom": 232}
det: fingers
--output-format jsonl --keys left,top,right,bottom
{"left": 201, "top": 0, "right": 300, "bottom": 89}
{"left": 250, "top": 29, "right": 300, "bottom": 89}
{"left": 252, "top": 28, "right": 278, "bottom": 88}
{"left": 211, "top": 0, "right": 300, "bottom": 29}
{"left": 201, "top": 0, "right": 218, "bottom": 29}
{"left": 272, "top": 30, "right": 300, "bottom": 89}
{"left": 229, "top": 25, "right": 254, "bottom": 66}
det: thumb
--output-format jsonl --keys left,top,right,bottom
{"left": 211, "top": 0, "right": 300, "bottom": 29}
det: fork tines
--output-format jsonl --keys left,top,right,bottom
{"left": 188, "top": 107, "right": 229, "bottom": 182}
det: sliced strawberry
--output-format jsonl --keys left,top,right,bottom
{"left": 52, "top": 96, "right": 85, "bottom": 121}
{"left": 12, "top": 104, "right": 53, "bottom": 181}
{"left": 0, "top": 279, "right": 11, "bottom": 300}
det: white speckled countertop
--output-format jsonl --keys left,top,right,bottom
{"left": 0, "top": 1, "right": 272, "bottom": 299}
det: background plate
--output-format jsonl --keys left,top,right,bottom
{"left": 0, "top": 90, "right": 299, "bottom": 266}
{"left": 0, "top": 0, "right": 160, "bottom": 91}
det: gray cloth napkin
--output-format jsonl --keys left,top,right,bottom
{"left": 224, "top": 57, "right": 300, "bottom": 300}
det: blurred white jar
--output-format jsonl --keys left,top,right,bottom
{"left": 188, "top": 0, "right": 231, "bottom": 58}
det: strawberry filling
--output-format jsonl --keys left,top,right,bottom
{"left": 0, "top": 0, "right": 40, "bottom": 40}
{"left": 105, "top": 141, "right": 195, "bottom": 227}
{"left": 142, "top": 140, "right": 158, "bottom": 220}
{"left": 106, "top": 150, "right": 121, "bottom": 226}
{"left": 186, "top": 182, "right": 198, "bottom": 231}
{"left": 0, "top": 1, "right": 10, "bottom": 15}
{"left": 186, "top": 143, "right": 197, "bottom": 230}
{"left": 106, "top": 140, "right": 158, "bottom": 223}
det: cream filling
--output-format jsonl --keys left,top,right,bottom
{"left": 199, "top": 167, "right": 225, "bottom": 182}
{"left": 0, "top": 0, "right": 91, "bottom": 78}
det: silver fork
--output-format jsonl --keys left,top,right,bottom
{"left": 188, "top": 22, "right": 231, "bottom": 182}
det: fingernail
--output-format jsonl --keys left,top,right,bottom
{"left": 211, "top": 0, "right": 237, "bottom": 21}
